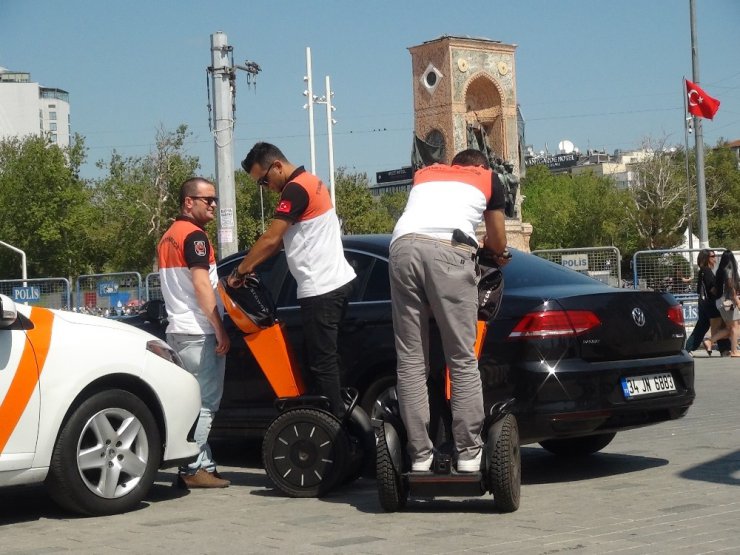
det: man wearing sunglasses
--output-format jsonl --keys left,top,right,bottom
{"left": 158, "top": 177, "right": 231, "bottom": 488}
{"left": 229, "top": 142, "right": 356, "bottom": 417}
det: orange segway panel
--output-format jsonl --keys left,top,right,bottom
{"left": 244, "top": 323, "right": 306, "bottom": 398}
{"left": 218, "top": 278, "right": 305, "bottom": 397}
{"left": 445, "top": 320, "right": 487, "bottom": 401}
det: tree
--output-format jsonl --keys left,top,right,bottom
{"left": 521, "top": 165, "right": 631, "bottom": 250}
{"left": 334, "top": 169, "right": 395, "bottom": 234}
{"left": 0, "top": 134, "right": 96, "bottom": 278}
{"left": 379, "top": 190, "right": 409, "bottom": 222}
{"left": 624, "top": 137, "right": 687, "bottom": 249}
{"left": 93, "top": 125, "right": 200, "bottom": 273}
{"left": 703, "top": 140, "right": 740, "bottom": 249}
{"left": 234, "top": 169, "right": 279, "bottom": 250}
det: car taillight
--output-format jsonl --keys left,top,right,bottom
{"left": 667, "top": 305, "right": 684, "bottom": 327}
{"left": 508, "top": 310, "right": 601, "bottom": 340}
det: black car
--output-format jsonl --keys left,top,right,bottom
{"left": 131, "top": 234, "right": 695, "bottom": 456}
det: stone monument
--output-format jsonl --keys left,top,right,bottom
{"left": 409, "top": 35, "right": 532, "bottom": 251}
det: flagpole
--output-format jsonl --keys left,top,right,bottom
{"left": 682, "top": 77, "right": 693, "bottom": 251}
{"left": 689, "top": 0, "right": 709, "bottom": 248}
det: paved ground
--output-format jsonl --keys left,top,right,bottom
{"left": 2, "top": 354, "right": 739, "bottom": 554}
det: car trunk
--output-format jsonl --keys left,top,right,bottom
{"left": 556, "top": 290, "right": 685, "bottom": 361}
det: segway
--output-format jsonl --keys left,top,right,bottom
{"left": 375, "top": 244, "right": 521, "bottom": 512}
{"left": 218, "top": 277, "right": 374, "bottom": 498}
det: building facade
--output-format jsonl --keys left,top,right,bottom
{"left": 0, "top": 68, "right": 70, "bottom": 148}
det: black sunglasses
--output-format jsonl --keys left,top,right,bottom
{"left": 257, "top": 161, "right": 277, "bottom": 187}
{"left": 190, "top": 196, "right": 218, "bottom": 205}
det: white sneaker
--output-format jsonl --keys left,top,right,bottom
{"left": 457, "top": 450, "right": 482, "bottom": 472}
{"left": 411, "top": 454, "right": 434, "bottom": 472}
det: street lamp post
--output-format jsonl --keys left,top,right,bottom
{"left": 316, "top": 76, "right": 337, "bottom": 207}
{"left": 0, "top": 240, "right": 28, "bottom": 287}
{"left": 303, "top": 47, "right": 318, "bottom": 175}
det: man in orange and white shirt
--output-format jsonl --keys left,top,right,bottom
{"left": 158, "top": 177, "right": 230, "bottom": 489}
{"left": 229, "top": 143, "right": 355, "bottom": 417}
{"left": 390, "top": 149, "right": 509, "bottom": 474}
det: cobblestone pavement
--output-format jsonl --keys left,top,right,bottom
{"left": 2, "top": 354, "right": 739, "bottom": 554}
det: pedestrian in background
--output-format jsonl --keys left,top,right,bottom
{"left": 158, "top": 177, "right": 231, "bottom": 488}
{"left": 685, "top": 250, "right": 727, "bottom": 355}
{"left": 706, "top": 250, "right": 740, "bottom": 357}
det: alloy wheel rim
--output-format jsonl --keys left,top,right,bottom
{"left": 76, "top": 408, "right": 149, "bottom": 499}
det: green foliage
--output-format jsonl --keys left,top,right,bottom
{"left": 521, "top": 165, "right": 632, "bottom": 250}
{"left": 234, "top": 170, "right": 279, "bottom": 250}
{"left": 334, "top": 168, "right": 397, "bottom": 234}
{"left": 379, "top": 190, "right": 409, "bottom": 222}
{"left": 704, "top": 142, "right": 740, "bottom": 249}
{"left": 624, "top": 140, "right": 687, "bottom": 249}
{"left": 93, "top": 125, "right": 200, "bottom": 273}
{"left": 0, "top": 134, "right": 95, "bottom": 278}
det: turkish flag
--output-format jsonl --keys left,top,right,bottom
{"left": 686, "top": 79, "right": 720, "bottom": 120}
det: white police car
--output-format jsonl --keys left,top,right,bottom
{"left": 0, "top": 293, "right": 200, "bottom": 516}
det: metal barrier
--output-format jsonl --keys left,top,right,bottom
{"left": 145, "top": 272, "right": 163, "bottom": 301}
{"left": 0, "top": 277, "right": 71, "bottom": 309}
{"left": 75, "top": 272, "right": 142, "bottom": 315}
{"left": 532, "top": 247, "right": 622, "bottom": 287}
{"left": 630, "top": 249, "right": 707, "bottom": 294}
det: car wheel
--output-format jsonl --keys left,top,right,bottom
{"left": 539, "top": 432, "right": 617, "bottom": 457}
{"left": 375, "top": 425, "right": 407, "bottom": 512}
{"left": 486, "top": 413, "right": 520, "bottom": 513}
{"left": 360, "top": 375, "right": 397, "bottom": 420}
{"left": 262, "top": 408, "right": 349, "bottom": 498}
{"left": 46, "top": 389, "right": 161, "bottom": 516}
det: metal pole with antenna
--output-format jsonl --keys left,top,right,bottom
{"left": 209, "top": 31, "right": 238, "bottom": 258}
{"left": 316, "top": 76, "right": 337, "bottom": 207}
{"left": 303, "top": 47, "right": 317, "bottom": 174}
{"left": 689, "top": 0, "right": 709, "bottom": 248}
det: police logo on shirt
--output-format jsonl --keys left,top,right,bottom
{"left": 277, "top": 200, "right": 292, "bottom": 213}
{"left": 194, "top": 241, "right": 207, "bottom": 257}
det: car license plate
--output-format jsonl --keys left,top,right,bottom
{"left": 621, "top": 373, "right": 676, "bottom": 399}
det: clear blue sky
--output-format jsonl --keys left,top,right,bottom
{"left": 1, "top": 0, "right": 738, "bottom": 183}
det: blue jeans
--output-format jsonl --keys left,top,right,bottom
{"left": 167, "top": 333, "right": 225, "bottom": 474}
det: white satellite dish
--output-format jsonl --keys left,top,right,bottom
{"left": 558, "top": 139, "right": 575, "bottom": 154}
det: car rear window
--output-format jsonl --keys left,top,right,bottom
{"left": 503, "top": 253, "right": 606, "bottom": 290}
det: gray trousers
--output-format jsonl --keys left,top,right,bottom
{"left": 389, "top": 234, "right": 484, "bottom": 463}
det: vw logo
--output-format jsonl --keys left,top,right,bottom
{"left": 631, "top": 307, "right": 646, "bottom": 327}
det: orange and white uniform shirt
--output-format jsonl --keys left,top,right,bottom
{"left": 274, "top": 167, "right": 355, "bottom": 299}
{"left": 158, "top": 217, "right": 220, "bottom": 334}
{"left": 391, "top": 163, "right": 506, "bottom": 246}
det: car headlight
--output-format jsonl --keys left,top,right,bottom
{"left": 146, "top": 339, "right": 185, "bottom": 368}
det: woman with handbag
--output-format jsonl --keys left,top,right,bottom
{"left": 704, "top": 250, "right": 740, "bottom": 357}
{"left": 686, "top": 250, "right": 723, "bottom": 355}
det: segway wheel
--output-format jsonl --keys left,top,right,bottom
{"left": 376, "top": 426, "right": 407, "bottom": 512}
{"left": 486, "top": 413, "right": 521, "bottom": 512}
{"left": 262, "top": 408, "right": 349, "bottom": 498}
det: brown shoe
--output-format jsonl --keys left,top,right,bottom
{"left": 178, "top": 469, "right": 230, "bottom": 489}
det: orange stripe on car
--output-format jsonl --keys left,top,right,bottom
{"left": 0, "top": 307, "right": 54, "bottom": 453}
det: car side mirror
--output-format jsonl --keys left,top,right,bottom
{"left": 0, "top": 294, "right": 19, "bottom": 329}
{"left": 145, "top": 299, "right": 167, "bottom": 322}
